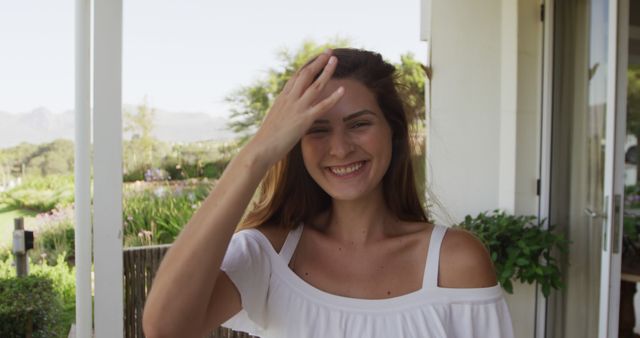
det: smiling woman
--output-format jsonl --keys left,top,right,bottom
{"left": 301, "top": 79, "right": 393, "bottom": 202}
{"left": 143, "top": 49, "right": 514, "bottom": 338}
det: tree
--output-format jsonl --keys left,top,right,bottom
{"left": 0, "top": 140, "right": 74, "bottom": 178}
{"left": 226, "top": 38, "right": 352, "bottom": 136}
{"left": 26, "top": 139, "right": 74, "bottom": 176}
{"left": 396, "top": 53, "right": 427, "bottom": 123}
{"left": 226, "top": 40, "right": 427, "bottom": 135}
{"left": 0, "top": 142, "right": 38, "bottom": 178}
{"left": 224, "top": 40, "right": 429, "bottom": 197}
{"left": 124, "top": 97, "right": 157, "bottom": 171}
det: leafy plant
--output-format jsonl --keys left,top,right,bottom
{"left": 0, "top": 175, "right": 74, "bottom": 213}
{"left": 0, "top": 254, "right": 76, "bottom": 337}
{"left": 122, "top": 140, "right": 236, "bottom": 182}
{"left": 123, "top": 180, "right": 212, "bottom": 246}
{"left": 29, "top": 206, "right": 75, "bottom": 265}
{"left": 0, "top": 275, "right": 64, "bottom": 338}
{"left": 31, "top": 254, "right": 76, "bottom": 328}
{"left": 456, "top": 210, "right": 569, "bottom": 297}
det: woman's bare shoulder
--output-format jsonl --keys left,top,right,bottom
{"left": 438, "top": 227, "right": 498, "bottom": 288}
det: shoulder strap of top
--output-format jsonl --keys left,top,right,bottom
{"left": 423, "top": 224, "right": 448, "bottom": 289}
{"left": 278, "top": 224, "right": 304, "bottom": 263}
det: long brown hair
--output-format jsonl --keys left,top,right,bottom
{"left": 240, "top": 48, "right": 427, "bottom": 230}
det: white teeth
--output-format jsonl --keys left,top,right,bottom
{"left": 329, "top": 162, "right": 364, "bottom": 176}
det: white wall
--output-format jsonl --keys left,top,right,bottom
{"left": 426, "top": 0, "right": 502, "bottom": 223}
{"left": 423, "top": 0, "right": 543, "bottom": 337}
{"left": 514, "top": 0, "right": 543, "bottom": 217}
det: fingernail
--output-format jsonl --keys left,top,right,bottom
{"left": 328, "top": 56, "right": 336, "bottom": 65}
{"left": 323, "top": 48, "right": 331, "bottom": 55}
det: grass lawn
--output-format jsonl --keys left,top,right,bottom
{"left": 0, "top": 203, "right": 38, "bottom": 248}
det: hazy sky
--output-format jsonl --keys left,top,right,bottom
{"left": 1, "top": 0, "right": 427, "bottom": 118}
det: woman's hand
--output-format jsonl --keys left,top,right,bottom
{"left": 144, "top": 51, "right": 343, "bottom": 338}
{"left": 248, "top": 50, "right": 344, "bottom": 167}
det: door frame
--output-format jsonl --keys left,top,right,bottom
{"left": 599, "top": 0, "right": 629, "bottom": 336}
{"left": 539, "top": 0, "right": 629, "bottom": 336}
{"left": 537, "top": 0, "right": 555, "bottom": 337}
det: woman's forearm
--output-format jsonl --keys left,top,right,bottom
{"left": 143, "top": 51, "right": 340, "bottom": 337}
{"left": 142, "top": 141, "right": 270, "bottom": 336}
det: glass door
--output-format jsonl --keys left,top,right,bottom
{"left": 588, "top": 1, "right": 611, "bottom": 335}
{"left": 620, "top": 1, "right": 640, "bottom": 337}
{"left": 547, "top": 0, "right": 627, "bottom": 337}
{"left": 597, "top": 0, "right": 627, "bottom": 336}
{"left": 614, "top": 0, "right": 640, "bottom": 337}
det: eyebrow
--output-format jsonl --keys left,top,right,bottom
{"left": 311, "top": 110, "right": 376, "bottom": 125}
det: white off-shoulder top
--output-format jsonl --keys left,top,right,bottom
{"left": 220, "top": 224, "right": 514, "bottom": 338}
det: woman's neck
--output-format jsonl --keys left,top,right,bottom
{"left": 321, "top": 190, "right": 398, "bottom": 246}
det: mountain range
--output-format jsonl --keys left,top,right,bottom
{"left": 0, "top": 107, "right": 238, "bottom": 149}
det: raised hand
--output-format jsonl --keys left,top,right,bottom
{"left": 248, "top": 50, "right": 344, "bottom": 167}
{"left": 144, "top": 50, "right": 345, "bottom": 338}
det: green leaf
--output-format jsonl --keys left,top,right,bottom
{"left": 454, "top": 210, "right": 569, "bottom": 297}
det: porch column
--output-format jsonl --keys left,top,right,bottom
{"left": 422, "top": 0, "right": 544, "bottom": 337}
{"left": 93, "top": 0, "right": 124, "bottom": 336}
{"left": 74, "top": 0, "right": 92, "bottom": 336}
{"left": 424, "top": 0, "right": 541, "bottom": 221}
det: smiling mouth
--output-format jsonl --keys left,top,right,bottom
{"left": 327, "top": 161, "right": 367, "bottom": 177}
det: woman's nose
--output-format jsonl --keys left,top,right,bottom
{"left": 328, "top": 131, "right": 354, "bottom": 158}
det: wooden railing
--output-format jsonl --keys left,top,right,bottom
{"left": 123, "top": 245, "right": 257, "bottom": 338}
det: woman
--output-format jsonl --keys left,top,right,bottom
{"left": 143, "top": 48, "right": 514, "bottom": 338}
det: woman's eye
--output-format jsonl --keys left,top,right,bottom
{"left": 350, "top": 121, "right": 371, "bottom": 129}
{"left": 307, "top": 128, "right": 328, "bottom": 134}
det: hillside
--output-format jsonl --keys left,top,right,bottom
{"left": 0, "top": 107, "right": 236, "bottom": 148}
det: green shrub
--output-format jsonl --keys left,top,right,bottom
{"left": 0, "top": 254, "right": 76, "bottom": 337}
{"left": 33, "top": 225, "right": 74, "bottom": 265}
{"left": 456, "top": 210, "right": 569, "bottom": 297}
{"left": 202, "top": 159, "right": 229, "bottom": 179}
{"left": 123, "top": 180, "right": 212, "bottom": 246}
{"left": 123, "top": 167, "right": 145, "bottom": 182}
{"left": 161, "top": 160, "right": 181, "bottom": 181}
{"left": 0, "top": 249, "right": 13, "bottom": 277}
{"left": 0, "top": 175, "right": 74, "bottom": 213}
{"left": 29, "top": 206, "right": 75, "bottom": 266}
{"left": 162, "top": 162, "right": 204, "bottom": 180}
{"left": 182, "top": 163, "right": 201, "bottom": 179}
{"left": 31, "top": 254, "right": 76, "bottom": 323}
{"left": 0, "top": 275, "right": 64, "bottom": 338}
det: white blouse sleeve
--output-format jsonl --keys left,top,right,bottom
{"left": 448, "top": 297, "right": 515, "bottom": 338}
{"left": 219, "top": 230, "right": 271, "bottom": 334}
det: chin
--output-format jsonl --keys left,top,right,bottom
{"left": 323, "top": 185, "right": 380, "bottom": 202}
{"left": 327, "top": 193, "right": 365, "bottom": 202}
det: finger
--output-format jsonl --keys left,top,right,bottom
{"left": 290, "top": 52, "right": 332, "bottom": 97}
{"left": 300, "top": 55, "right": 337, "bottom": 104}
{"left": 281, "top": 72, "right": 298, "bottom": 95}
{"left": 308, "top": 86, "right": 344, "bottom": 117}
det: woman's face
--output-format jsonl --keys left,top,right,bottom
{"left": 301, "top": 78, "right": 393, "bottom": 201}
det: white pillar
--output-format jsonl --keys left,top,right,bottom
{"left": 423, "top": 0, "right": 543, "bottom": 337}
{"left": 426, "top": 0, "right": 504, "bottom": 224}
{"left": 74, "top": 0, "right": 92, "bottom": 336}
{"left": 498, "top": 0, "right": 518, "bottom": 213}
{"left": 93, "top": 0, "right": 124, "bottom": 336}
